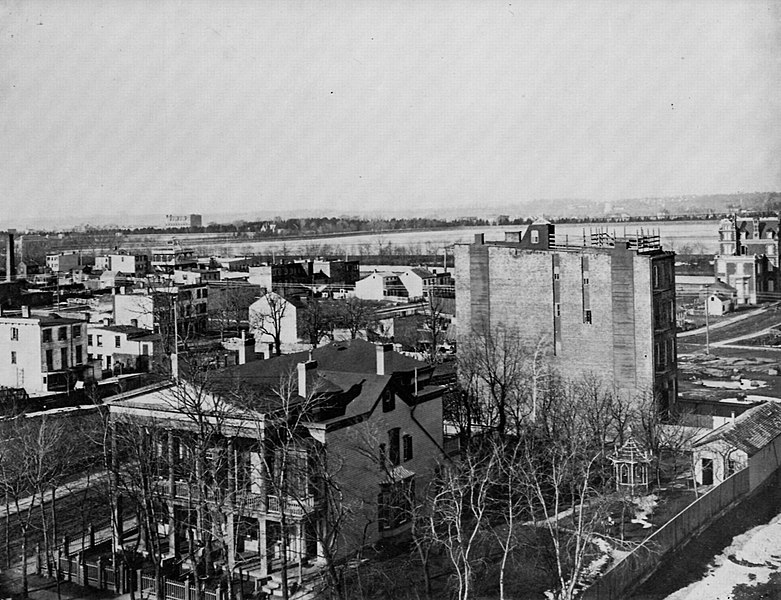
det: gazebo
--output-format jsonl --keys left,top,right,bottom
{"left": 610, "top": 435, "right": 652, "bottom": 494}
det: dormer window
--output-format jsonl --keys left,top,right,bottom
{"left": 531, "top": 230, "right": 539, "bottom": 244}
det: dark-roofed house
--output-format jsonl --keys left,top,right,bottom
{"left": 692, "top": 401, "right": 781, "bottom": 486}
{"left": 107, "top": 338, "right": 446, "bottom": 589}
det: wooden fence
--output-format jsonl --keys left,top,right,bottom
{"left": 582, "top": 468, "right": 750, "bottom": 599}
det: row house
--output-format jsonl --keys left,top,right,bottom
{"left": 113, "top": 284, "right": 209, "bottom": 350}
{"left": 45, "top": 251, "right": 83, "bottom": 274}
{"left": 86, "top": 324, "right": 159, "bottom": 374}
{"left": 247, "top": 260, "right": 361, "bottom": 293}
{"left": 95, "top": 252, "right": 151, "bottom": 278}
{"left": 151, "top": 242, "right": 198, "bottom": 274}
{"left": 0, "top": 307, "right": 88, "bottom": 394}
{"left": 107, "top": 339, "right": 445, "bottom": 584}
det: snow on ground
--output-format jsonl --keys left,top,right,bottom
{"left": 630, "top": 494, "right": 658, "bottom": 529}
{"left": 664, "top": 512, "right": 781, "bottom": 600}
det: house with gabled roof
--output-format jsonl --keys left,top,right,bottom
{"left": 107, "top": 338, "right": 446, "bottom": 588}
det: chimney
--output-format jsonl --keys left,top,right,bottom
{"left": 237, "top": 330, "right": 247, "bottom": 365}
{"left": 6, "top": 230, "right": 16, "bottom": 282}
{"left": 171, "top": 352, "right": 179, "bottom": 381}
{"left": 21, "top": 305, "right": 30, "bottom": 318}
{"left": 297, "top": 359, "right": 318, "bottom": 397}
{"left": 376, "top": 343, "right": 392, "bottom": 376}
{"left": 474, "top": 233, "right": 485, "bottom": 245}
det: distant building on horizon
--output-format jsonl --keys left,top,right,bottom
{"left": 455, "top": 220, "right": 678, "bottom": 411}
{"left": 164, "top": 213, "right": 202, "bottom": 229}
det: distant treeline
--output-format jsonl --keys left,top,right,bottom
{"left": 27, "top": 197, "right": 781, "bottom": 239}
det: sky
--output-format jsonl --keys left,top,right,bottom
{"left": 1, "top": 0, "right": 780, "bottom": 224}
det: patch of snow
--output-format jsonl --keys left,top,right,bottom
{"left": 664, "top": 511, "right": 781, "bottom": 599}
{"left": 630, "top": 494, "right": 658, "bottom": 529}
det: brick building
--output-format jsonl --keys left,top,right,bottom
{"left": 454, "top": 221, "right": 677, "bottom": 410}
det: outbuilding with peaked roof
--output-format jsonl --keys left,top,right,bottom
{"left": 692, "top": 401, "right": 781, "bottom": 486}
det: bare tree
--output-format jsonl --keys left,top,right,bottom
{"left": 0, "top": 416, "right": 68, "bottom": 597}
{"left": 253, "top": 369, "right": 351, "bottom": 600}
{"left": 208, "top": 282, "right": 256, "bottom": 340}
{"left": 250, "top": 291, "right": 290, "bottom": 356}
{"left": 427, "top": 446, "right": 496, "bottom": 600}
{"left": 336, "top": 297, "right": 382, "bottom": 340}
{"left": 457, "top": 325, "right": 533, "bottom": 438}
{"left": 297, "top": 295, "right": 337, "bottom": 348}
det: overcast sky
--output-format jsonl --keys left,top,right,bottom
{"left": 2, "top": 0, "right": 780, "bottom": 223}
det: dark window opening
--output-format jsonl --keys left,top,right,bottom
{"left": 388, "top": 428, "right": 401, "bottom": 466}
{"left": 403, "top": 435, "right": 413, "bottom": 462}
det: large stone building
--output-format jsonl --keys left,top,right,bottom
{"left": 454, "top": 221, "right": 677, "bottom": 410}
{"left": 715, "top": 216, "right": 780, "bottom": 304}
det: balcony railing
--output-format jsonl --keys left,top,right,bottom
{"left": 266, "top": 494, "right": 314, "bottom": 518}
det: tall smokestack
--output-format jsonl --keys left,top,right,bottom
{"left": 6, "top": 230, "right": 15, "bottom": 282}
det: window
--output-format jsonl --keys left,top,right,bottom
{"left": 10, "top": 327, "right": 18, "bottom": 341}
{"left": 584, "top": 310, "right": 592, "bottom": 324}
{"left": 58, "top": 327, "right": 67, "bottom": 341}
{"left": 61, "top": 348, "right": 68, "bottom": 369}
{"left": 73, "top": 325, "right": 81, "bottom": 338}
{"left": 115, "top": 335, "right": 121, "bottom": 348}
{"left": 377, "top": 478, "right": 414, "bottom": 532}
{"left": 10, "top": 351, "right": 16, "bottom": 365}
{"left": 42, "top": 328, "right": 52, "bottom": 342}
{"left": 45, "top": 349, "right": 53, "bottom": 371}
{"left": 142, "top": 344, "right": 149, "bottom": 356}
{"left": 88, "top": 334, "right": 93, "bottom": 345}
{"left": 382, "top": 389, "right": 395, "bottom": 413}
{"left": 403, "top": 435, "right": 413, "bottom": 462}
{"left": 555, "top": 303, "right": 561, "bottom": 317}
{"left": 75, "top": 346, "right": 83, "bottom": 365}
{"left": 388, "top": 428, "right": 401, "bottom": 466}
{"left": 653, "top": 265, "right": 659, "bottom": 288}
{"left": 96, "top": 335, "right": 103, "bottom": 347}
{"left": 531, "top": 230, "right": 539, "bottom": 244}
{"left": 583, "top": 276, "right": 589, "bottom": 285}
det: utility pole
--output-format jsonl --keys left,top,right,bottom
{"left": 704, "top": 284, "right": 711, "bottom": 355}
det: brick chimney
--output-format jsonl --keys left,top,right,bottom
{"left": 376, "top": 343, "right": 392, "bottom": 376}
{"left": 6, "top": 230, "right": 16, "bottom": 282}
{"left": 297, "top": 359, "right": 318, "bottom": 397}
